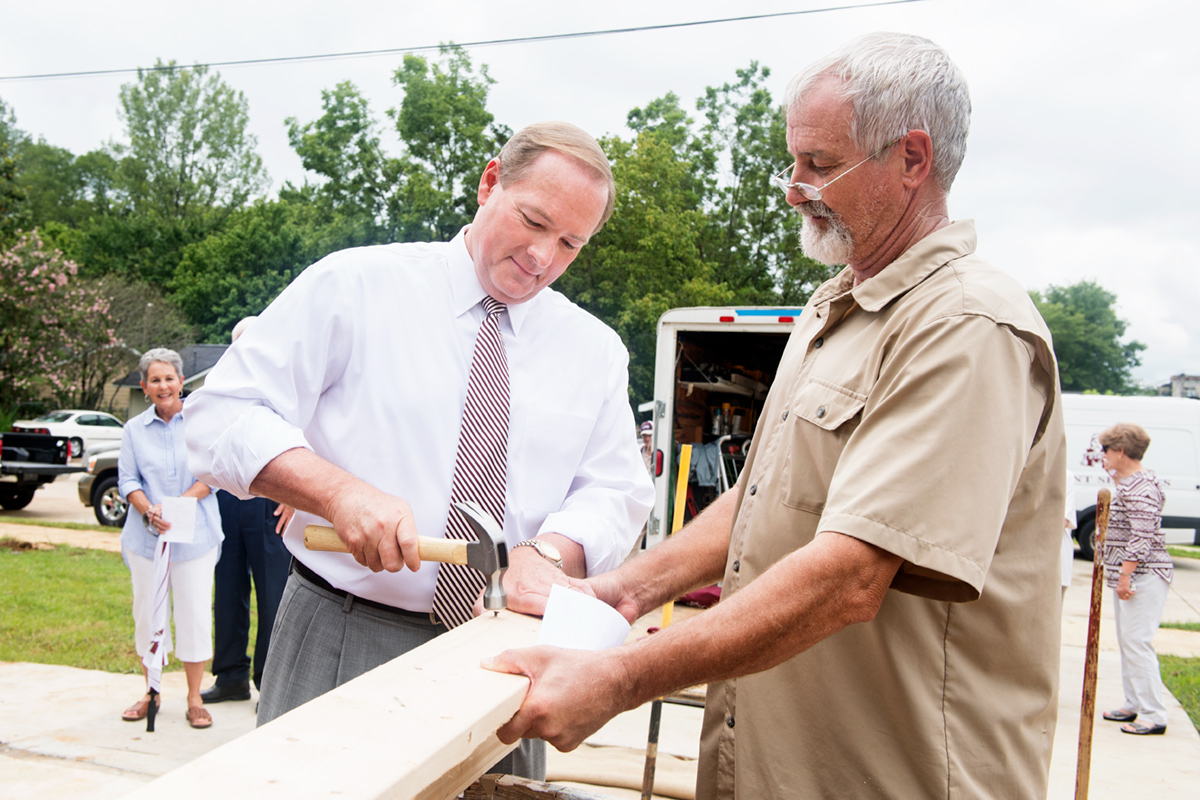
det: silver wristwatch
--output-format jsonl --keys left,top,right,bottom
{"left": 512, "top": 539, "right": 564, "bottom": 569}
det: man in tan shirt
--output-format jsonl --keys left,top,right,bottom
{"left": 486, "top": 32, "right": 1066, "bottom": 798}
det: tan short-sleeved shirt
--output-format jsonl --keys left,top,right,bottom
{"left": 697, "top": 221, "right": 1066, "bottom": 799}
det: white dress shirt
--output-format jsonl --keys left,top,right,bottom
{"left": 186, "top": 229, "right": 654, "bottom": 611}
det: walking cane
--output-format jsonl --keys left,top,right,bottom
{"left": 1074, "top": 488, "right": 1110, "bottom": 800}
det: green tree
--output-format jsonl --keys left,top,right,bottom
{"left": 114, "top": 60, "right": 267, "bottom": 222}
{"left": 285, "top": 81, "right": 389, "bottom": 231}
{"left": 172, "top": 197, "right": 368, "bottom": 341}
{"left": 693, "top": 64, "right": 831, "bottom": 304}
{"left": 11, "top": 141, "right": 121, "bottom": 228}
{"left": 1031, "top": 280, "right": 1146, "bottom": 394}
{"left": 386, "top": 46, "right": 510, "bottom": 241}
{"left": 0, "top": 98, "right": 30, "bottom": 244}
{"left": 557, "top": 130, "right": 731, "bottom": 402}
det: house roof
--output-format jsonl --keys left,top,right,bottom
{"left": 115, "top": 344, "right": 229, "bottom": 387}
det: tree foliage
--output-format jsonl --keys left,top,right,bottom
{"left": 1031, "top": 280, "right": 1146, "bottom": 394}
{"left": 285, "top": 81, "right": 389, "bottom": 231}
{"left": 0, "top": 98, "right": 30, "bottom": 245}
{"left": 0, "top": 230, "right": 120, "bottom": 409}
{"left": 172, "top": 197, "right": 370, "bottom": 341}
{"left": 386, "top": 46, "right": 511, "bottom": 242}
{"left": 114, "top": 60, "right": 267, "bottom": 222}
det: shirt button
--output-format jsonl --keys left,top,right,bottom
{"left": 726, "top": 716, "right": 735, "bottom": 728}
{"left": 814, "top": 337, "right": 824, "bottom": 348}
{"left": 749, "top": 485, "right": 757, "bottom": 495}
{"left": 732, "top": 560, "right": 740, "bottom": 572}
{"left": 816, "top": 406, "right": 827, "bottom": 419}
{"left": 781, "top": 410, "right": 789, "bottom": 421}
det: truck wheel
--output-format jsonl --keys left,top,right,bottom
{"left": 93, "top": 476, "right": 128, "bottom": 527}
{"left": 1075, "top": 517, "right": 1096, "bottom": 562}
{"left": 69, "top": 437, "right": 83, "bottom": 458}
{"left": 0, "top": 486, "right": 37, "bottom": 510}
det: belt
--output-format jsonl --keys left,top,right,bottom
{"left": 292, "top": 559, "right": 442, "bottom": 626}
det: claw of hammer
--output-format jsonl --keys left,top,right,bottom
{"left": 452, "top": 501, "right": 509, "bottom": 612}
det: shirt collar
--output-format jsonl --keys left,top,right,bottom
{"left": 141, "top": 405, "right": 183, "bottom": 426}
{"left": 448, "top": 226, "right": 531, "bottom": 337}
{"left": 849, "top": 220, "right": 978, "bottom": 312}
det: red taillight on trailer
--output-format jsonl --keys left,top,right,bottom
{"left": 719, "top": 316, "right": 735, "bottom": 322}
{"left": 655, "top": 450, "right": 664, "bottom": 477}
{"left": 778, "top": 316, "right": 794, "bottom": 323}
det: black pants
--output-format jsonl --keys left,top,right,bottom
{"left": 211, "top": 491, "right": 292, "bottom": 689}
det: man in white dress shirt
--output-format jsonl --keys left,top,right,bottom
{"left": 185, "top": 121, "right": 654, "bottom": 778}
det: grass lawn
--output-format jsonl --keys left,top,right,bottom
{"left": 0, "top": 518, "right": 113, "bottom": 534}
{"left": 1162, "top": 621, "right": 1200, "bottom": 632}
{"left": 0, "top": 539, "right": 257, "bottom": 674}
{"left": 1161, "top": 655, "right": 1200, "bottom": 729}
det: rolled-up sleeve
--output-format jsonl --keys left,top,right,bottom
{"left": 186, "top": 257, "right": 352, "bottom": 499}
{"left": 117, "top": 426, "right": 144, "bottom": 501}
{"left": 537, "top": 346, "right": 654, "bottom": 576}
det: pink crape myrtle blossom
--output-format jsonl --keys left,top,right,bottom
{"left": 1, "top": 229, "right": 123, "bottom": 410}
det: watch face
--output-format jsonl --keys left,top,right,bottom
{"left": 540, "top": 541, "right": 562, "bottom": 562}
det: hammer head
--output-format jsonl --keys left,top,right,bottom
{"left": 452, "top": 501, "right": 509, "bottom": 611}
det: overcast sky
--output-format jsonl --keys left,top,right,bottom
{"left": 2, "top": 0, "right": 1196, "bottom": 386}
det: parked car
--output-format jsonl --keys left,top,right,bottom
{"left": 78, "top": 447, "right": 126, "bottom": 527}
{"left": 12, "top": 409, "right": 125, "bottom": 458}
{"left": 0, "top": 431, "right": 84, "bottom": 510}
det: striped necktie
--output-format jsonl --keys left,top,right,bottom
{"left": 432, "top": 296, "right": 510, "bottom": 628}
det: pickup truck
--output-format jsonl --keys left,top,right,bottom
{"left": 78, "top": 446, "right": 126, "bottom": 527}
{"left": 0, "top": 431, "right": 85, "bottom": 510}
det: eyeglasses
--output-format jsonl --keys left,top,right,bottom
{"left": 771, "top": 136, "right": 904, "bottom": 202}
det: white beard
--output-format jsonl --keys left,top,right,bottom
{"left": 799, "top": 209, "right": 855, "bottom": 266}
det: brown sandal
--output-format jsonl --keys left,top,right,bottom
{"left": 186, "top": 705, "right": 212, "bottom": 729}
{"left": 121, "top": 694, "right": 161, "bottom": 722}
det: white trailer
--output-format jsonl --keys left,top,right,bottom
{"left": 1062, "top": 393, "right": 1200, "bottom": 559}
{"left": 642, "top": 306, "right": 803, "bottom": 547}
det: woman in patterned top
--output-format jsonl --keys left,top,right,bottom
{"left": 1098, "top": 422, "right": 1173, "bottom": 735}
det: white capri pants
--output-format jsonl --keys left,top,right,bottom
{"left": 126, "top": 546, "right": 219, "bottom": 663}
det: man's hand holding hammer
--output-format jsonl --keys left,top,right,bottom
{"left": 257, "top": 447, "right": 590, "bottom": 618}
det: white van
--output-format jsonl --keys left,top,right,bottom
{"left": 1062, "top": 393, "right": 1200, "bottom": 559}
{"left": 641, "top": 306, "right": 803, "bottom": 546}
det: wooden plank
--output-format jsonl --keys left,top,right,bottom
{"left": 123, "top": 610, "right": 540, "bottom": 800}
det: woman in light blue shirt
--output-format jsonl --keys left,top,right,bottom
{"left": 118, "top": 348, "right": 222, "bottom": 729}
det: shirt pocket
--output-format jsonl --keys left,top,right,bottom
{"left": 781, "top": 379, "right": 867, "bottom": 515}
{"left": 511, "top": 406, "right": 594, "bottom": 514}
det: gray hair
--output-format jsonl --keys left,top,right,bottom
{"left": 785, "top": 32, "right": 971, "bottom": 192}
{"left": 138, "top": 348, "right": 183, "bottom": 382}
{"left": 497, "top": 121, "right": 615, "bottom": 234}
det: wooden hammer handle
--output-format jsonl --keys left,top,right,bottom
{"left": 303, "top": 524, "right": 468, "bottom": 565}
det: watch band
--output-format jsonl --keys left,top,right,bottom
{"left": 512, "top": 539, "right": 564, "bottom": 569}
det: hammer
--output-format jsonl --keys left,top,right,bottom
{"left": 303, "top": 500, "right": 509, "bottom": 612}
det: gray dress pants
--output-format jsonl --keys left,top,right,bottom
{"left": 258, "top": 566, "right": 545, "bottom": 780}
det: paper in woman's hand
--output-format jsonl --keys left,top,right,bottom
{"left": 537, "top": 583, "right": 631, "bottom": 651}
{"left": 159, "top": 496, "right": 197, "bottom": 544}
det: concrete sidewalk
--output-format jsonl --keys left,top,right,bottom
{"left": 2, "top": 523, "right": 1199, "bottom": 798}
